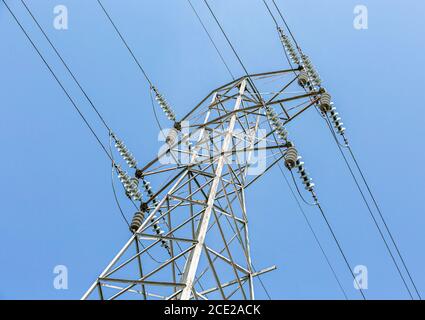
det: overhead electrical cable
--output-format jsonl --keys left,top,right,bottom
{"left": 277, "top": 162, "right": 348, "bottom": 299}
{"left": 21, "top": 0, "right": 111, "bottom": 132}
{"left": 265, "top": 0, "right": 421, "bottom": 299}
{"left": 260, "top": 0, "right": 295, "bottom": 71}
{"left": 8, "top": 2, "right": 161, "bottom": 268}
{"left": 333, "top": 126, "right": 414, "bottom": 299}
{"left": 323, "top": 116, "right": 416, "bottom": 299}
{"left": 187, "top": 0, "right": 235, "bottom": 80}
{"left": 261, "top": 0, "right": 279, "bottom": 28}
{"left": 2, "top": 0, "right": 112, "bottom": 162}
{"left": 270, "top": 0, "right": 301, "bottom": 50}
{"left": 97, "top": 0, "right": 179, "bottom": 129}
{"left": 202, "top": 0, "right": 251, "bottom": 78}
{"left": 345, "top": 144, "right": 422, "bottom": 299}
{"left": 10, "top": 1, "right": 165, "bottom": 259}
{"left": 97, "top": 0, "right": 153, "bottom": 86}
{"left": 266, "top": 122, "right": 352, "bottom": 299}
{"left": 19, "top": 0, "right": 173, "bottom": 235}
{"left": 14, "top": 1, "right": 178, "bottom": 270}
{"left": 95, "top": 4, "right": 214, "bottom": 292}
{"left": 315, "top": 202, "right": 366, "bottom": 299}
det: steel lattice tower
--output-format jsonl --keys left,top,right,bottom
{"left": 83, "top": 68, "right": 321, "bottom": 300}
{"left": 5, "top": 0, "right": 417, "bottom": 301}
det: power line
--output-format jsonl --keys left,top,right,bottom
{"left": 316, "top": 202, "right": 366, "bottom": 299}
{"left": 270, "top": 0, "right": 301, "bottom": 50}
{"left": 277, "top": 162, "right": 348, "bottom": 299}
{"left": 97, "top": 0, "right": 178, "bottom": 128}
{"left": 202, "top": 0, "right": 251, "bottom": 78}
{"left": 260, "top": 0, "right": 297, "bottom": 75}
{"left": 97, "top": 0, "right": 153, "bottom": 86}
{"left": 10, "top": 0, "right": 170, "bottom": 271}
{"left": 266, "top": 0, "right": 372, "bottom": 296}
{"left": 261, "top": 0, "right": 279, "bottom": 28}
{"left": 325, "top": 117, "right": 414, "bottom": 299}
{"left": 202, "top": 0, "right": 273, "bottom": 108}
{"left": 20, "top": 0, "right": 111, "bottom": 133}
{"left": 2, "top": 0, "right": 112, "bottom": 162}
{"left": 187, "top": 0, "right": 235, "bottom": 80}
{"left": 347, "top": 143, "right": 422, "bottom": 299}
{"left": 18, "top": 3, "right": 180, "bottom": 268}
{"left": 266, "top": 120, "right": 348, "bottom": 299}
{"left": 289, "top": 169, "right": 316, "bottom": 207}
{"left": 92, "top": 2, "right": 199, "bottom": 283}
{"left": 265, "top": 0, "right": 422, "bottom": 299}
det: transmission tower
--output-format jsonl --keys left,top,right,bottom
{"left": 82, "top": 66, "right": 326, "bottom": 300}
{"left": 4, "top": 0, "right": 418, "bottom": 301}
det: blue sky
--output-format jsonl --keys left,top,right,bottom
{"left": 0, "top": 0, "right": 424, "bottom": 299}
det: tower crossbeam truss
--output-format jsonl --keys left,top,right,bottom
{"left": 83, "top": 69, "right": 320, "bottom": 300}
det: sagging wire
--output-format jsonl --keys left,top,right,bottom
{"left": 21, "top": 0, "right": 112, "bottom": 133}
{"left": 266, "top": 120, "right": 348, "bottom": 299}
{"left": 312, "top": 69, "right": 419, "bottom": 299}
{"left": 264, "top": 1, "right": 419, "bottom": 299}
{"left": 186, "top": 0, "right": 235, "bottom": 80}
{"left": 346, "top": 144, "right": 422, "bottom": 300}
{"left": 109, "top": 129, "right": 172, "bottom": 254}
{"left": 98, "top": 0, "right": 182, "bottom": 153}
{"left": 320, "top": 114, "right": 417, "bottom": 300}
{"left": 261, "top": 0, "right": 298, "bottom": 73}
{"left": 263, "top": 102, "right": 366, "bottom": 299}
{"left": 289, "top": 169, "right": 316, "bottom": 207}
{"left": 108, "top": 133, "right": 166, "bottom": 265}
{"left": 97, "top": 0, "right": 153, "bottom": 86}
{"left": 3, "top": 0, "right": 114, "bottom": 162}
{"left": 12, "top": 0, "right": 174, "bottom": 268}
{"left": 98, "top": 0, "right": 189, "bottom": 259}
{"left": 275, "top": 159, "right": 348, "bottom": 299}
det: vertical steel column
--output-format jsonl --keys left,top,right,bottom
{"left": 179, "top": 79, "right": 247, "bottom": 300}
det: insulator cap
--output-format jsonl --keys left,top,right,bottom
{"left": 135, "top": 169, "right": 143, "bottom": 179}
{"left": 320, "top": 92, "right": 332, "bottom": 112}
{"left": 298, "top": 71, "right": 309, "bottom": 87}
{"left": 130, "top": 211, "right": 145, "bottom": 233}
{"left": 174, "top": 121, "right": 182, "bottom": 131}
{"left": 166, "top": 128, "right": 179, "bottom": 146}
{"left": 140, "top": 202, "right": 149, "bottom": 212}
{"left": 284, "top": 146, "right": 298, "bottom": 169}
